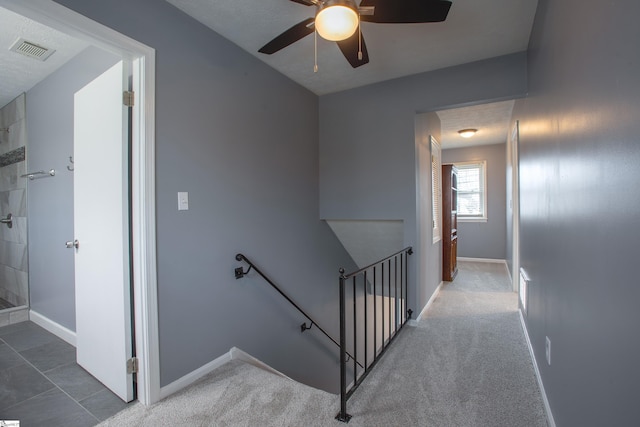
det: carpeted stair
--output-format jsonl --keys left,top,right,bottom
{"left": 98, "top": 359, "right": 339, "bottom": 426}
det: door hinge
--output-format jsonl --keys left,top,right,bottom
{"left": 123, "top": 90, "right": 135, "bottom": 107}
{"left": 126, "top": 357, "right": 138, "bottom": 374}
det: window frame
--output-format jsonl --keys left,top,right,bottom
{"left": 454, "top": 160, "right": 488, "bottom": 222}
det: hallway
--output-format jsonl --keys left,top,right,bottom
{"left": 344, "top": 260, "right": 548, "bottom": 426}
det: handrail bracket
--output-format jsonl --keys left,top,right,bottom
{"left": 234, "top": 265, "right": 252, "bottom": 279}
{"left": 300, "top": 321, "right": 314, "bottom": 333}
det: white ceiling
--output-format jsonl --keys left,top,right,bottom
{"left": 165, "top": 0, "right": 538, "bottom": 95}
{"left": 0, "top": 6, "right": 88, "bottom": 109}
{"left": 0, "top": 1, "right": 531, "bottom": 149}
{"left": 438, "top": 100, "right": 515, "bottom": 149}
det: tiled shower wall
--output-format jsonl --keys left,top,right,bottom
{"left": 0, "top": 94, "right": 28, "bottom": 308}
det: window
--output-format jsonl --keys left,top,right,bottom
{"left": 431, "top": 136, "right": 442, "bottom": 242}
{"left": 455, "top": 161, "right": 487, "bottom": 221}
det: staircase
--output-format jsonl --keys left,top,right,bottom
{"left": 103, "top": 247, "right": 412, "bottom": 426}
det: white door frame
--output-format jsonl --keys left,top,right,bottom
{"left": 0, "top": 0, "right": 160, "bottom": 405}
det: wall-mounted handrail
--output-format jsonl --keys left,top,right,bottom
{"left": 234, "top": 253, "right": 363, "bottom": 368}
{"left": 336, "top": 246, "right": 413, "bottom": 422}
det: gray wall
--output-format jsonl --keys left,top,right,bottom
{"left": 53, "top": 0, "right": 356, "bottom": 392}
{"left": 26, "top": 46, "right": 120, "bottom": 331}
{"left": 515, "top": 0, "right": 640, "bottom": 425}
{"left": 319, "top": 53, "right": 527, "bottom": 314}
{"left": 442, "top": 143, "right": 506, "bottom": 260}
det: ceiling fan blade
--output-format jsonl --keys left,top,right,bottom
{"left": 336, "top": 30, "right": 369, "bottom": 68}
{"left": 360, "top": 0, "right": 452, "bottom": 23}
{"left": 258, "top": 18, "right": 315, "bottom": 54}
{"left": 289, "top": 0, "right": 316, "bottom": 5}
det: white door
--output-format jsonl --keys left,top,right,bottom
{"left": 73, "top": 60, "right": 134, "bottom": 402}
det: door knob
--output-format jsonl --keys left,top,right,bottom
{"left": 65, "top": 239, "right": 79, "bottom": 249}
{"left": 0, "top": 213, "right": 12, "bottom": 229}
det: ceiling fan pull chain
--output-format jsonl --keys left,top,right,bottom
{"left": 314, "top": 29, "right": 318, "bottom": 72}
{"left": 358, "top": 19, "right": 363, "bottom": 61}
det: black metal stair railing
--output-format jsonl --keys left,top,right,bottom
{"left": 336, "top": 247, "right": 413, "bottom": 423}
{"left": 234, "top": 253, "right": 363, "bottom": 369}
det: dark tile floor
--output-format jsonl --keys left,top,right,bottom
{"left": 0, "top": 321, "right": 132, "bottom": 426}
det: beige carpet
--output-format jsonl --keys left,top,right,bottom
{"left": 98, "top": 360, "right": 338, "bottom": 426}
{"left": 344, "top": 261, "right": 548, "bottom": 426}
{"left": 100, "top": 261, "right": 548, "bottom": 426}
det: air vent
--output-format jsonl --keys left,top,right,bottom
{"left": 9, "top": 38, "right": 55, "bottom": 61}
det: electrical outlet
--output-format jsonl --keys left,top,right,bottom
{"left": 545, "top": 336, "right": 551, "bottom": 365}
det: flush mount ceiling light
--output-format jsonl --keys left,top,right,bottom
{"left": 315, "top": 0, "right": 359, "bottom": 41}
{"left": 458, "top": 128, "right": 478, "bottom": 138}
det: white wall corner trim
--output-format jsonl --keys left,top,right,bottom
{"left": 159, "top": 350, "right": 233, "bottom": 400}
{"left": 30, "top": 310, "right": 76, "bottom": 346}
{"left": 408, "top": 281, "right": 444, "bottom": 326}
{"left": 519, "top": 310, "right": 556, "bottom": 427}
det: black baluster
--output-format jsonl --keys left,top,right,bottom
{"left": 363, "top": 270, "right": 368, "bottom": 370}
{"left": 373, "top": 265, "right": 377, "bottom": 358}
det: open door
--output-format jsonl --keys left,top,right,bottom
{"left": 73, "top": 60, "right": 134, "bottom": 402}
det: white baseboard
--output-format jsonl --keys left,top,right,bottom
{"left": 29, "top": 310, "right": 76, "bottom": 346}
{"left": 159, "top": 350, "right": 232, "bottom": 400}
{"left": 408, "top": 281, "right": 443, "bottom": 326}
{"left": 458, "top": 257, "right": 507, "bottom": 265}
{"left": 518, "top": 310, "right": 556, "bottom": 427}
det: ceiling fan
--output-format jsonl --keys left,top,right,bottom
{"left": 258, "top": 0, "right": 453, "bottom": 68}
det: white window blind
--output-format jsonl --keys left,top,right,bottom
{"left": 431, "top": 136, "right": 442, "bottom": 242}
{"left": 455, "top": 161, "right": 487, "bottom": 220}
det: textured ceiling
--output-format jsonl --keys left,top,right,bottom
{"left": 1, "top": 2, "right": 525, "bottom": 150}
{"left": 0, "top": 6, "right": 88, "bottom": 108}
{"left": 438, "top": 100, "right": 515, "bottom": 149}
{"left": 165, "top": 0, "right": 538, "bottom": 95}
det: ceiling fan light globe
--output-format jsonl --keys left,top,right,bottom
{"left": 315, "top": 2, "right": 359, "bottom": 41}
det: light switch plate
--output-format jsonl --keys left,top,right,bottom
{"left": 178, "top": 192, "right": 189, "bottom": 211}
